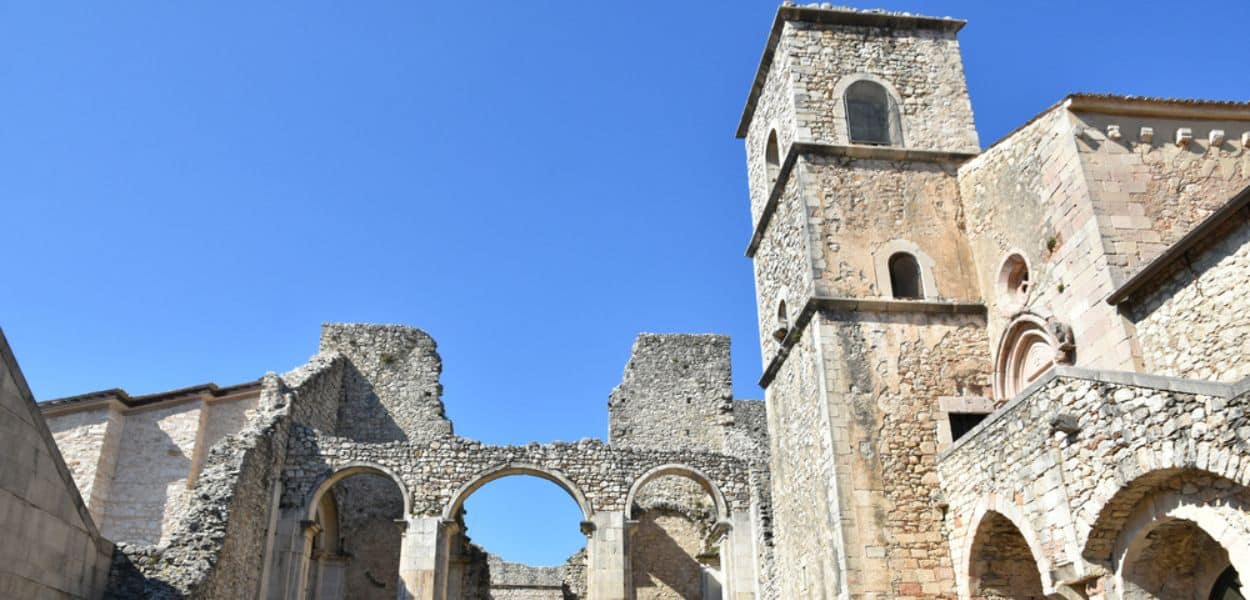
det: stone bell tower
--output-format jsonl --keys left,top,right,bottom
{"left": 739, "top": 5, "right": 991, "bottom": 598}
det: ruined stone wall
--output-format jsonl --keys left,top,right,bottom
{"left": 320, "top": 323, "right": 452, "bottom": 443}
{"left": 609, "top": 334, "right": 733, "bottom": 453}
{"left": 803, "top": 157, "right": 979, "bottom": 301}
{"left": 937, "top": 369, "right": 1250, "bottom": 597}
{"left": 0, "top": 329, "right": 113, "bottom": 599}
{"left": 199, "top": 395, "right": 260, "bottom": 463}
{"left": 1130, "top": 217, "right": 1250, "bottom": 382}
{"left": 334, "top": 474, "right": 404, "bottom": 599}
{"left": 1069, "top": 111, "right": 1250, "bottom": 285}
{"left": 784, "top": 20, "right": 979, "bottom": 153}
{"left": 725, "top": 400, "right": 768, "bottom": 462}
{"left": 484, "top": 554, "right": 568, "bottom": 600}
{"left": 958, "top": 106, "right": 1139, "bottom": 372}
{"left": 816, "top": 310, "right": 989, "bottom": 598}
{"left": 106, "top": 354, "right": 349, "bottom": 598}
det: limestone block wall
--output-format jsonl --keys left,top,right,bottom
{"left": 937, "top": 368, "right": 1250, "bottom": 597}
{"left": 958, "top": 105, "right": 1139, "bottom": 372}
{"left": 0, "top": 329, "right": 113, "bottom": 599}
{"left": 608, "top": 333, "right": 734, "bottom": 453}
{"left": 46, "top": 404, "right": 123, "bottom": 524}
{"left": 1130, "top": 217, "right": 1250, "bottom": 382}
{"left": 105, "top": 401, "right": 202, "bottom": 545}
{"left": 1069, "top": 110, "right": 1250, "bottom": 285}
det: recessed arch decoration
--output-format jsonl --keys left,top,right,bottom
{"left": 872, "top": 239, "right": 938, "bottom": 300}
{"left": 993, "top": 312, "right": 1074, "bottom": 401}
{"left": 997, "top": 252, "right": 1031, "bottom": 312}
{"left": 442, "top": 463, "right": 594, "bottom": 524}
{"left": 832, "top": 73, "right": 905, "bottom": 146}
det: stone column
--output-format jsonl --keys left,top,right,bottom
{"left": 397, "top": 516, "right": 448, "bottom": 600}
{"left": 586, "top": 511, "right": 630, "bottom": 600}
{"left": 724, "top": 511, "right": 758, "bottom": 600}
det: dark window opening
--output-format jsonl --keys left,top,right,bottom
{"left": 888, "top": 252, "right": 923, "bottom": 299}
{"left": 845, "top": 80, "right": 900, "bottom": 145}
{"left": 949, "top": 413, "right": 988, "bottom": 442}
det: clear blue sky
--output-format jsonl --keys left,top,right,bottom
{"left": 2, "top": 1, "right": 1246, "bottom": 566}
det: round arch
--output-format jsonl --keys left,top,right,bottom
{"left": 304, "top": 461, "right": 412, "bottom": 521}
{"left": 830, "top": 73, "right": 908, "bottom": 146}
{"left": 625, "top": 463, "right": 730, "bottom": 523}
{"left": 442, "top": 463, "right": 594, "bottom": 523}
{"left": 960, "top": 496, "right": 1055, "bottom": 597}
{"left": 993, "top": 311, "right": 1072, "bottom": 401}
{"left": 1111, "top": 490, "right": 1250, "bottom": 599}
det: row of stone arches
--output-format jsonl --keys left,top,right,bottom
{"left": 958, "top": 468, "right": 1250, "bottom": 600}
{"left": 286, "top": 461, "right": 739, "bottom": 600}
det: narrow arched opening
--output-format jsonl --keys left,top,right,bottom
{"left": 773, "top": 298, "right": 790, "bottom": 342}
{"left": 845, "top": 79, "right": 900, "bottom": 145}
{"left": 764, "top": 130, "right": 781, "bottom": 190}
{"left": 446, "top": 468, "right": 590, "bottom": 599}
{"left": 967, "top": 511, "right": 1045, "bottom": 599}
{"left": 628, "top": 472, "right": 726, "bottom": 600}
{"left": 888, "top": 252, "right": 923, "bottom": 299}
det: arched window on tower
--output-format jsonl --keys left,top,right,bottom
{"left": 844, "top": 80, "right": 900, "bottom": 146}
{"left": 765, "top": 130, "right": 781, "bottom": 190}
{"left": 888, "top": 252, "right": 923, "bottom": 299}
{"left": 772, "top": 298, "right": 789, "bottom": 342}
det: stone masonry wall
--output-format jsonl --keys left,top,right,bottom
{"left": 105, "top": 400, "right": 202, "bottom": 545}
{"left": 817, "top": 310, "right": 989, "bottom": 599}
{"left": 1130, "top": 216, "right": 1250, "bottom": 382}
{"left": 1070, "top": 111, "right": 1250, "bottom": 285}
{"left": 938, "top": 369, "right": 1250, "bottom": 596}
{"left": 320, "top": 323, "right": 452, "bottom": 443}
{"left": 803, "top": 156, "right": 979, "bottom": 301}
{"left": 47, "top": 405, "right": 122, "bottom": 523}
{"left": 958, "top": 105, "right": 1139, "bottom": 372}
{"left": 609, "top": 334, "right": 734, "bottom": 453}
{"left": 751, "top": 166, "right": 813, "bottom": 367}
{"left": 0, "top": 329, "right": 113, "bottom": 600}
{"left": 784, "top": 18, "right": 980, "bottom": 153}
{"left": 744, "top": 27, "right": 798, "bottom": 227}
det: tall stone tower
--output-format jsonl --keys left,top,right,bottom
{"left": 739, "top": 5, "right": 991, "bottom": 598}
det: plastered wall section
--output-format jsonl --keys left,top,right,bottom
{"left": 958, "top": 106, "right": 1138, "bottom": 371}
{"left": 803, "top": 157, "right": 979, "bottom": 301}
{"left": 783, "top": 21, "right": 979, "bottom": 153}
{"left": 1130, "top": 217, "right": 1250, "bottom": 382}
{"left": 0, "top": 332, "right": 112, "bottom": 599}
{"left": 1069, "top": 111, "right": 1250, "bottom": 285}
{"left": 816, "top": 310, "right": 989, "bottom": 598}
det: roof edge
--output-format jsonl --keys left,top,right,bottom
{"left": 736, "top": 4, "right": 966, "bottom": 139}
{"left": 1067, "top": 93, "right": 1250, "bottom": 121}
{"left": 41, "top": 379, "right": 263, "bottom": 411}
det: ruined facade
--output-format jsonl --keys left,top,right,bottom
{"left": 4, "top": 2, "right": 1250, "bottom": 599}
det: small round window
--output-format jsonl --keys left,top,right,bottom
{"left": 998, "top": 253, "right": 1029, "bottom": 305}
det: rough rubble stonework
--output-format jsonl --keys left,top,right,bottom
{"left": 9, "top": 3, "right": 1250, "bottom": 600}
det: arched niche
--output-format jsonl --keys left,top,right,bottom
{"left": 872, "top": 239, "right": 938, "bottom": 300}
{"left": 993, "top": 313, "right": 1073, "bottom": 401}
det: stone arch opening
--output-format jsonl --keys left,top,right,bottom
{"left": 301, "top": 463, "right": 410, "bottom": 600}
{"left": 889, "top": 252, "right": 924, "bottom": 299}
{"left": 764, "top": 129, "right": 781, "bottom": 190}
{"left": 1080, "top": 468, "right": 1250, "bottom": 599}
{"left": 626, "top": 465, "right": 731, "bottom": 600}
{"left": 443, "top": 464, "right": 593, "bottom": 598}
{"left": 844, "top": 79, "right": 901, "bottom": 145}
{"left": 773, "top": 298, "right": 790, "bottom": 342}
{"left": 966, "top": 510, "right": 1046, "bottom": 599}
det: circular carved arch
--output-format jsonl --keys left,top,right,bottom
{"left": 304, "top": 461, "right": 412, "bottom": 521}
{"left": 996, "top": 252, "right": 1031, "bottom": 313}
{"left": 994, "top": 312, "right": 1073, "bottom": 401}
{"left": 442, "top": 463, "right": 594, "bottom": 523}
{"left": 625, "top": 463, "right": 730, "bottom": 523}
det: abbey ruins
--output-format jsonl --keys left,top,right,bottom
{"left": 4, "top": 3, "right": 1250, "bottom": 599}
